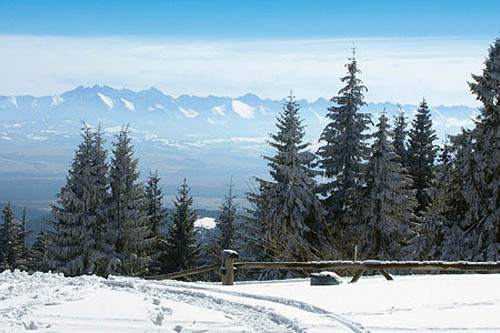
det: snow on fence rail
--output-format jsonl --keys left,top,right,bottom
{"left": 145, "top": 250, "right": 500, "bottom": 285}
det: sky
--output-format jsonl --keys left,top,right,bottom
{"left": 1, "top": 0, "right": 499, "bottom": 106}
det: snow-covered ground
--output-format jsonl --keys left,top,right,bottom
{"left": 1, "top": 270, "right": 500, "bottom": 332}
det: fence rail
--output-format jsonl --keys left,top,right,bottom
{"left": 146, "top": 251, "right": 500, "bottom": 285}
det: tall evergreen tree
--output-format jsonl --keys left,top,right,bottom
{"left": 48, "top": 125, "right": 110, "bottom": 276}
{"left": 407, "top": 99, "right": 437, "bottom": 216}
{"left": 457, "top": 37, "right": 500, "bottom": 260}
{"left": 316, "top": 52, "right": 372, "bottom": 252}
{"left": 426, "top": 131, "right": 472, "bottom": 260}
{"left": 358, "top": 112, "right": 416, "bottom": 260}
{"left": 145, "top": 170, "right": 168, "bottom": 275}
{"left": 30, "top": 222, "right": 51, "bottom": 272}
{"left": 214, "top": 177, "right": 238, "bottom": 252}
{"left": 242, "top": 181, "right": 274, "bottom": 264}
{"left": 391, "top": 106, "right": 409, "bottom": 168}
{"left": 202, "top": 177, "right": 239, "bottom": 280}
{"left": 106, "top": 127, "right": 152, "bottom": 276}
{"left": 165, "top": 179, "right": 199, "bottom": 273}
{"left": 1, "top": 203, "right": 17, "bottom": 270}
{"left": 258, "top": 93, "right": 324, "bottom": 262}
{"left": 14, "top": 208, "right": 29, "bottom": 270}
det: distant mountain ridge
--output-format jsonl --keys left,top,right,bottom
{"left": 0, "top": 85, "right": 477, "bottom": 208}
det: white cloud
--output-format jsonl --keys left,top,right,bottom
{"left": 232, "top": 100, "right": 255, "bottom": 118}
{"left": 0, "top": 35, "right": 490, "bottom": 106}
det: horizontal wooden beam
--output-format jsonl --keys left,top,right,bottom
{"left": 145, "top": 264, "right": 220, "bottom": 280}
{"left": 234, "top": 260, "right": 500, "bottom": 272}
{"left": 145, "top": 260, "right": 500, "bottom": 282}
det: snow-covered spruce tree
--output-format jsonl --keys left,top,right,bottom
{"left": 407, "top": 99, "right": 437, "bottom": 216}
{"left": 316, "top": 53, "right": 372, "bottom": 254}
{"left": 413, "top": 138, "right": 454, "bottom": 260}
{"left": 200, "top": 178, "right": 239, "bottom": 281}
{"left": 106, "top": 127, "right": 152, "bottom": 276}
{"left": 258, "top": 93, "right": 325, "bottom": 262}
{"left": 1, "top": 203, "right": 17, "bottom": 270}
{"left": 165, "top": 179, "right": 199, "bottom": 273}
{"left": 214, "top": 178, "right": 238, "bottom": 252}
{"left": 426, "top": 131, "right": 472, "bottom": 260}
{"left": 145, "top": 170, "right": 168, "bottom": 275}
{"left": 456, "top": 37, "right": 500, "bottom": 260}
{"left": 358, "top": 111, "right": 417, "bottom": 260}
{"left": 242, "top": 180, "right": 274, "bottom": 264}
{"left": 48, "top": 125, "right": 110, "bottom": 276}
{"left": 391, "top": 106, "right": 409, "bottom": 168}
{"left": 13, "top": 208, "right": 29, "bottom": 270}
{"left": 30, "top": 223, "right": 51, "bottom": 272}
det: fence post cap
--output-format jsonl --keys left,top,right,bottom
{"left": 221, "top": 249, "right": 239, "bottom": 259}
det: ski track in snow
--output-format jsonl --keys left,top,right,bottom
{"left": 147, "top": 280, "right": 368, "bottom": 333}
{"left": 2, "top": 271, "right": 359, "bottom": 332}
{"left": 0, "top": 272, "right": 101, "bottom": 331}
{"left": 105, "top": 277, "right": 306, "bottom": 332}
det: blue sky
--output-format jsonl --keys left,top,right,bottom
{"left": 0, "top": 1, "right": 499, "bottom": 105}
{"left": 1, "top": 0, "right": 499, "bottom": 39}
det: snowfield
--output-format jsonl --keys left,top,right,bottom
{"left": 1, "top": 271, "right": 500, "bottom": 332}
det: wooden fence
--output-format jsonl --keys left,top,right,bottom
{"left": 145, "top": 250, "right": 500, "bottom": 285}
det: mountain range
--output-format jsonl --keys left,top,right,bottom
{"left": 0, "top": 85, "right": 477, "bottom": 209}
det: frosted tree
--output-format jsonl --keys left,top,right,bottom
{"left": 145, "top": 170, "right": 168, "bottom": 275}
{"left": 457, "top": 37, "right": 500, "bottom": 260}
{"left": 242, "top": 181, "right": 274, "bottom": 263}
{"left": 202, "top": 177, "right": 239, "bottom": 280}
{"left": 1, "top": 203, "right": 17, "bottom": 270}
{"left": 259, "top": 93, "right": 325, "bottom": 262}
{"left": 432, "top": 130, "right": 473, "bottom": 260}
{"left": 106, "top": 127, "right": 152, "bottom": 276}
{"left": 165, "top": 179, "right": 199, "bottom": 273}
{"left": 30, "top": 223, "right": 51, "bottom": 272}
{"left": 391, "top": 106, "right": 409, "bottom": 168}
{"left": 414, "top": 138, "right": 454, "bottom": 260}
{"left": 49, "top": 125, "right": 110, "bottom": 276}
{"left": 214, "top": 178, "right": 238, "bottom": 251}
{"left": 358, "top": 112, "right": 416, "bottom": 260}
{"left": 407, "top": 99, "right": 437, "bottom": 216}
{"left": 316, "top": 52, "right": 372, "bottom": 251}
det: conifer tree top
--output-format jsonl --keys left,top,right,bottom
{"left": 469, "top": 37, "right": 500, "bottom": 123}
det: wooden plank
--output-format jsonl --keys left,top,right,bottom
{"left": 351, "top": 269, "right": 365, "bottom": 283}
{"left": 379, "top": 269, "right": 394, "bottom": 281}
{"left": 144, "top": 264, "right": 219, "bottom": 280}
{"left": 234, "top": 261, "right": 500, "bottom": 272}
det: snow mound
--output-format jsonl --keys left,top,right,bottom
{"left": 195, "top": 217, "right": 216, "bottom": 229}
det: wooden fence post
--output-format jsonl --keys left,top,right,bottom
{"left": 221, "top": 250, "right": 239, "bottom": 285}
